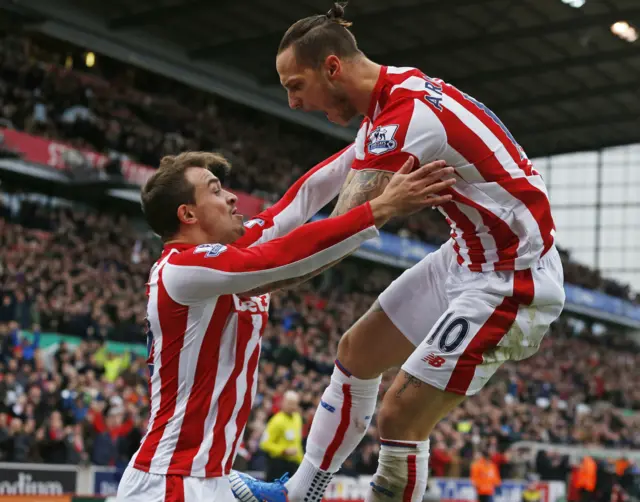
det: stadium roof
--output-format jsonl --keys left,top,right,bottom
{"left": 4, "top": 0, "right": 640, "bottom": 157}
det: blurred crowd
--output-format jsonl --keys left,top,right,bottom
{"left": 0, "top": 33, "right": 639, "bottom": 502}
{"left": 0, "top": 34, "right": 637, "bottom": 303}
{"left": 1, "top": 193, "right": 639, "bottom": 489}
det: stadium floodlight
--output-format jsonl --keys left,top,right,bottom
{"left": 611, "top": 21, "right": 639, "bottom": 42}
{"left": 85, "top": 52, "right": 96, "bottom": 68}
{"left": 561, "top": 0, "right": 586, "bottom": 8}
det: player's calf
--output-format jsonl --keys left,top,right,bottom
{"left": 366, "top": 439, "right": 430, "bottom": 502}
{"left": 363, "top": 371, "right": 465, "bottom": 502}
{"left": 285, "top": 360, "right": 381, "bottom": 502}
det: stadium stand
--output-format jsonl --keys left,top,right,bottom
{"left": 1, "top": 191, "right": 639, "bottom": 473}
{"left": 0, "top": 34, "right": 637, "bottom": 303}
{"left": 1, "top": 31, "right": 639, "bottom": 502}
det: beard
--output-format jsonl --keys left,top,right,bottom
{"left": 325, "top": 83, "right": 358, "bottom": 125}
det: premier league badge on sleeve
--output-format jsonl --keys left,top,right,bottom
{"left": 367, "top": 125, "right": 399, "bottom": 155}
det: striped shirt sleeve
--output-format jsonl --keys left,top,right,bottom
{"left": 352, "top": 97, "right": 447, "bottom": 173}
{"left": 161, "top": 202, "right": 378, "bottom": 303}
{"left": 234, "top": 144, "right": 355, "bottom": 249}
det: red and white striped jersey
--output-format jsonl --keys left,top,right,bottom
{"left": 131, "top": 146, "right": 379, "bottom": 478}
{"left": 351, "top": 66, "right": 555, "bottom": 272}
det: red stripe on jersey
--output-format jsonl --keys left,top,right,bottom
{"left": 441, "top": 201, "right": 485, "bottom": 272}
{"left": 219, "top": 341, "right": 262, "bottom": 476}
{"left": 134, "top": 268, "right": 189, "bottom": 472}
{"left": 438, "top": 104, "right": 554, "bottom": 259}
{"left": 167, "top": 298, "right": 231, "bottom": 474}
{"left": 445, "top": 270, "right": 534, "bottom": 394}
{"left": 508, "top": 177, "right": 556, "bottom": 256}
{"left": 451, "top": 190, "right": 520, "bottom": 271}
{"left": 352, "top": 99, "right": 417, "bottom": 172}
{"left": 403, "top": 454, "right": 418, "bottom": 502}
{"left": 446, "top": 84, "right": 533, "bottom": 176}
{"left": 320, "top": 384, "right": 352, "bottom": 471}
{"left": 438, "top": 107, "right": 507, "bottom": 183}
{"left": 204, "top": 310, "right": 255, "bottom": 473}
{"left": 164, "top": 474, "right": 185, "bottom": 502}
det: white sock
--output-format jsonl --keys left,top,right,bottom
{"left": 286, "top": 361, "right": 381, "bottom": 502}
{"left": 365, "top": 439, "right": 430, "bottom": 502}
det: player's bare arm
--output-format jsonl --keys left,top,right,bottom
{"left": 332, "top": 160, "right": 453, "bottom": 217}
{"left": 330, "top": 170, "right": 393, "bottom": 217}
{"left": 241, "top": 171, "right": 393, "bottom": 295}
{"left": 240, "top": 159, "right": 455, "bottom": 296}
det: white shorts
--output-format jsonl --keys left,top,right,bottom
{"left": 379, "top": 241, "right": 565, "bottom": 396}
{"left": 116, "top": 466, "right": 235, "bottom": 502}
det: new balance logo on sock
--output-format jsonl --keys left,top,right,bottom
{"left": 370, "top": 482, "right": 395, "bottom": 497}
{"left": 320, "top": 400, "right": 336, "bottom": 413}
{"left": 422, "top": 353, "right": 446, "bottom": 367}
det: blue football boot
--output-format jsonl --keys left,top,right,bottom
{"left": 229, "top": 471, "right": 289, "bottom": 502}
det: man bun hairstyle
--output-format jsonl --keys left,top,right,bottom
{"left": 278, "top": 2, "right": 361, "bottom": 68}
{"left": 325, "top": 2, "right": 350, "bottom": 25}
{"left": 141, "top": 151, "right": 231, "bottom": 241}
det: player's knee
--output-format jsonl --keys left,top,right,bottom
{"left": 377, "top": 396, "right": 428, "bottom": 442}
{"left": 336, "top": 331, "right": 353, "bottom": 365}
{"left": 377, "top": 399, "right": 408, "bottom": 440}
{"left": 335, "top": 331, "right": 380, "bottom": 380}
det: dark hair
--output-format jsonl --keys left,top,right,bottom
{"left": 141, "top": 151, "right": 231, "bottom": 240}
{"left": 278, "top": 2, "right": 361, "bottom": 68}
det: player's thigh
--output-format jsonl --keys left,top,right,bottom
{"left": 378, "top": 369, "right": 466, "bottom": 441}
{"left": 336, "top": 301, "right": 415, "bottom": 379}
{"left": 337, "top": 243, "right": 453, "bottom": 379}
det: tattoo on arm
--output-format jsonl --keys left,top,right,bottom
{"left": 240, "top": 171, "right": 391, "bottom": 295}
{"left": 395, "top": 372, "right": 423, "bottom": 398}
{"left": 330, "top": 170, "right": 392, "bottom": 217}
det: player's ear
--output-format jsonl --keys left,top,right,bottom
{"left": 325, "top": 55, "right": 341, "bottom": 79}
{"left": 176, "top": 204, "right": 197, "bottom": 225}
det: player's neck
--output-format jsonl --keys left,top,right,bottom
{"left": 344, "top": 57, "right": 382, "bottom": 117}
{"left": 165, "top": 228, "right": 221, "bottom": 248}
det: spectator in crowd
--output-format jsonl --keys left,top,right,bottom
{"left": 470, "top": 450, "right": 501, "bottom": 502}
{"left": 260, "top": 390, "right": 304, "bottom": 481}
{"left": 576, "top": 453, "right": 598, "bottom": 502}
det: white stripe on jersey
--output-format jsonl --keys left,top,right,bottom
{"left": 454, "top": 202, "right": 500, "bottom": 271}
{"left": 220, "top": 314, "right": 263, "bottom": 470}
{"left": 150, "top": 300, "right": 216, "bottom": 474}
{"left": 387, "top": 66, "right": 418, "bottom": 74}
{"left": 131, "top": 252, "right": 173, "bottom": 468}
{"left": 403, "top": 99, "right": 447, "bottom": 163}
{"left": 390, "top": 75, "right": 427, "bottom": 95}
{"left": 190, "top": 309, "right": 238, "bottom": 476}
{"left": 442, "top": 94, "right": 526, "bottom": 180}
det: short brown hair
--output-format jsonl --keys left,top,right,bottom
{"left": 278, "top": 2, "right": 361, "bottom": 68}
{"left": 141, "top": 152, "right": 231, "bottom": 240}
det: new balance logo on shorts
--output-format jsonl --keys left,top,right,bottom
{"left": 422, "top": 353, "right": 446, "bottom": 368}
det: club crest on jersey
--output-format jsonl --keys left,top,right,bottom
{"left": 367, "top": 125, "right": 399, "bottom": 155}
{"left": 194, "top": 243, "right": 227, "bottom": 258}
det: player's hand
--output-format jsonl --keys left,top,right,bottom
{"left": 370, "top": 157, "right": 455, "bottom": 226}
